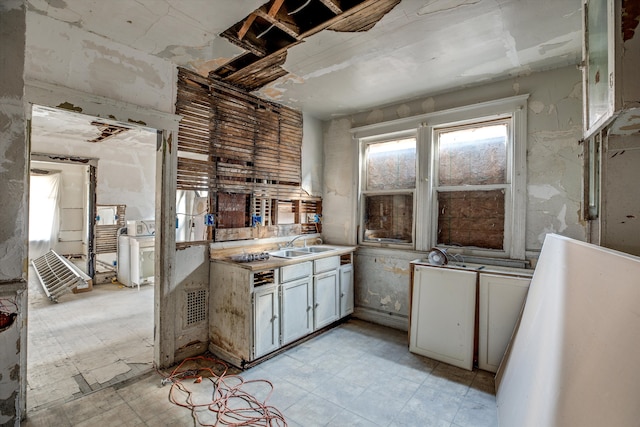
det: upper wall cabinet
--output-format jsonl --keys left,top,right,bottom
{"left": 583, "top": 0, "right": 640, "bottom": 138}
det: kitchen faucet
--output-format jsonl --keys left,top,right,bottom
{"left": 282, "top": 235, "right": 305, "bottom": 248}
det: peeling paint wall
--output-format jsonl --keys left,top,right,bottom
{"left": 25, "top": 12, "right": 175, "bottom": 113}
{"left": 0, "top": 1, "right": 28, "bottom": 424}
{"left": 323, "top": 66, "right": 585, "bottom": 329}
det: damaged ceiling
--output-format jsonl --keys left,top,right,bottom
{"left": 26, "top": 0, "right": 583, "bottom": 119}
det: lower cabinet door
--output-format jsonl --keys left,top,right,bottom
{"left": 253, "top": 285, "right": 280, "bottom": 359}
{"left": 281, "top": 277, "right": 313, "bottom": 345}
{"left": 410, "top": 266, "right": 477, "bottom": 370}
{"left": 313, "top": 270, "right": 339, "bottom": 330}
{"left": 339, "top": 264, "right": 354, "bottom": 317}
{"left": 478, "top": 273, "right": 531, "bottom": 372}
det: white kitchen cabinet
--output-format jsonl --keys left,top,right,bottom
{"left": 410, "top": 265, "right": 477, "bottom": 370}
{"left": 253, "top": 284, "right": 280, "bottom": 359}
{"left": 209, "top": 247, "right": 354, "bottom": 367}
{"left": 281, "top": 277, "right": 313, "bottom": 344}
{"left": 313, "top": 270, "right": 339, "bottom": 330}
{"left": 339, "top": 263, "right": 354, "bottom": 317}
{"left": 478, "top": 274, "right": 531, "bottom": 373}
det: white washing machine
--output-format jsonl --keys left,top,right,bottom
{"left": 117, "top": 233, "right": 155, "bottom": 289}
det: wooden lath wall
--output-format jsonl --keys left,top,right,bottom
{"left": 95, "top": 204, "right": 126, "bottom": 254}
{"left": 177, "top": 68, "right": 304, "bottom": 198}
{"left": 176, "top": 67, "right": 320, "bottom": 242}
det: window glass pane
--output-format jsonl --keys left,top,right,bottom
{"left": 438, "top": 123, "right": 507, "bottom": 186}
{"left": 437, "top": 189, "right": 504, "bottom": 250}
{"left": 364, "top": 194, "right": 413, "bottom": 244}
{"left": 366, "top": 138, "right": 416, "bottom": 190}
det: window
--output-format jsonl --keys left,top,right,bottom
{"left": 361, "top": 137, "right": 416, "bottom": 246}
{"left": 434, "top": 120, "right": 510, "bottom": 250}
{"left": 354, "top": 95, "right": 527, "bottom": 259}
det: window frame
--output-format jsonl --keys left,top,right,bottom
{"left": 431, "top": 116, "right": 513, "bottom": 255}
{"left": 353, "top": 95, "right": 528, "bottom": 259}
{"left": 358, "top": 130, "right": 418, "bottom": 249}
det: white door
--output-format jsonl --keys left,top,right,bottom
{"left": 313, "top": 270, "right": 339, "bottom": 330}
{"left": 253, "top": 285, "right": 280, "bottom": 358}
{"left": 478, "top": 273, "right": 531, "bottom": 372}
{"left": 339, "top": 264, "right": 354, "bottom": 317}
{"left": 281, "top": 277, "right": 313, "bottom": 344}
{"left": 410, "top": 265, "right": 477, "bottom": 370}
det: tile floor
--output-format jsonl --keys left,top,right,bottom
{"left": 26, "top": 266, "right": 154, "bottom": 412}
{"left": 25, "top": 310, "right": 498, "bottom": 426}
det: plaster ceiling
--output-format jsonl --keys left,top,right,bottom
{"left": 31, "top": 105, "right": 157, "bottom": 147}
{"left": 26, "top": 0, "right": 583, "bottom": 120}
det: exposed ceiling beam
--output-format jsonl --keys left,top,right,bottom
{"left": 318, "top": 0, "right": 343, "bottom": 15}
{"left": 254, "top": 6, "right": 300, "bottom": 40}
{"left": 267, "top": 0, "right": 286, "bottom": 17}
{"left": 237, "top": 13, "right": 257, "bottom": 40}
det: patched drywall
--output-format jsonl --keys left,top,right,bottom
{"left": 25, "top": 12, "right": 175, "bottom": 113}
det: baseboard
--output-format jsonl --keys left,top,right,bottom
{"left": 353, "top": 307, "right": 408, "bottom": 332}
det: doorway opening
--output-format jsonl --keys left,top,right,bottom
{"left": 26, "top": 104, "right": 159, "bottom": 412}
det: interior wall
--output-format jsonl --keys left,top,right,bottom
{"left": 601, "top": 133, "right": 640, "bottom": 256}
{"left": 0, "top": 1, "right": 28, "bottom": 424}
{"left": 25, "top": 12, "right": 175, "bottom": 113}
{"left": 322, "top": 65, "right": 585, "bottom": 328}
{"left": 173, "top": 245, "right": 211, "bottom": 360}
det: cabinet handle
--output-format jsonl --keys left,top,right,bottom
{"left": 314, "top": 303, "right": 319, "bottom": 308}
{"left": 272, "top": 315, "right": 278, "bottom": 321}
{"left": 307, "top": 306, "right": 312, "bottom": 311}
{"left": 340, "top": 293, "right": 345, "bottom": 297}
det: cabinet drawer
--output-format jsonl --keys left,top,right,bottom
{"left": 281, "top": 261, "right": 312, "bottom": 283}
{"left": 314, "top": 256, "right": 340, "bottom": 274}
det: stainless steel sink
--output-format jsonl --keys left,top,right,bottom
{"left": 301, "top": 246, "right": 335, "bottom": 253}
{"left": 268, "top": 249, "right": 311, "bottom": 258}
{"left": 269, "top": 246, "right": 337, "bottom": 258}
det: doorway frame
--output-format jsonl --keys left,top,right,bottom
{"left": 30, "top": 153, "right": 97, "bottom": 278}
{"left": 23, "top": 80, "right": 181, "bottom": 414}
